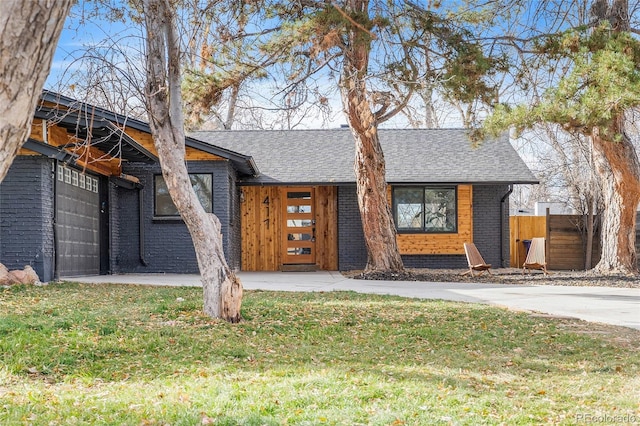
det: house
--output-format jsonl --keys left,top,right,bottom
{"left": 0, "top": 92, "right": 537, "bottom": 281}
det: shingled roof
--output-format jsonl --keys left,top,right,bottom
{"left": 190, "top": 128, "right": 538, "bottom": 185}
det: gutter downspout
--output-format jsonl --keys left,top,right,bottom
{"left": 500, "top": 185, "right": 514, "bottom": 267}
{"left": 139, "top": 188, "right": 148, "bottom": 266}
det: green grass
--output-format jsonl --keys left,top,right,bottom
{"left": 0, "top": 282, "right": 638, "bottom": 425}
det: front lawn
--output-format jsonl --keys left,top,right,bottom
{"left": 1, "top": 282, "right": 638, "bottom": 425}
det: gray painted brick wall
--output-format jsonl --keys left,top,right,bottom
{"left": 107, "top": 180, "right": 121, "bottom": 274}
{"left": 0, "top": 157, "right": 55, "bottom": 282}
{"left": 472, "top": 185, "right": 511, "bottom": 268}
{"left": 118, "top": 161, "right": 237, "bottom": 273}
{"left": 228, "top": 175, "right": 241, "bottom": 271}
{"left": 337, "top": 185, "right": 368, "bottom": 271}
{"left": 337, "top": 184, "right": 511, "bottom": 270}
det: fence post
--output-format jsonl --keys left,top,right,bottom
{"left": 546, "top": 208, "right": 551, "bottom": 268}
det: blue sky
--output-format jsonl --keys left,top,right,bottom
{"left": 47, "top": 4, "right": 142, "bottom": 91}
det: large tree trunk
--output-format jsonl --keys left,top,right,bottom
{"left": 591, "top": 124, "right": 640, "bottom": 274}
{"left": 339, "top": 0, "right": 404, "bottom": 273}
{"left": 587, "top": 0, "right": 639, "bottom": 275}
{"left": 143, "top": 0, "right": 242, "bottom": 321}
{"left": 0, "top": 0, "right": 73, "bottom": 182}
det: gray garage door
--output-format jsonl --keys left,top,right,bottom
{"left": 56, "top": 165, "right": 100, "bottom": 276}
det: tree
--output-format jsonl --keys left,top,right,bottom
{"left": 51, "top": 1, "right": 327, "bottom": 132}
{"left": 142, "top": 0, "right": 242, "bottom": 321}
{"left": 0, "top": 0, "right": 73, "bottom": 182}
{"left": 514, "top": 125, "right": 603, "bottom": 269}
{"left": 247, "top": 0, "right": 501, "bottom": 274}
{"left": 482, "top": 0, "right": 640, "bottom": 274}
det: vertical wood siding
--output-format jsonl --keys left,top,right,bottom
{"left": 240, "top": 186, "right": 338, "bottom": 271}
{"left": 315, "top": 186, "right": 339, "bottom": 270}
{"left": 509, "top": 215, "right": 548, "bottom": 268}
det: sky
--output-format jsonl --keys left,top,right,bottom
{"left": 45, "top": 1, "right": 473, "bottom": 130}
{"left": 47, "top": 4, "right": 142, "bottom": 91}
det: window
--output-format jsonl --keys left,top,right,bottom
{"left": 154, "top": 174, "right": 213, "bottom": 217}
{"left": 393, "top": 186, "right": 457, "bottom": 233}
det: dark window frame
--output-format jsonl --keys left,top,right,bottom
{"left": 153, "top": 173, "right": 213, "bottom": 218}
{"left": 392, "top": 185, "right": 458, "bottom": 234}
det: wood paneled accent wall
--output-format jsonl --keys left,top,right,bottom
{"left": 23, "top": 118, "right": 121, "bottom": 176}
{"left": 391, "top": 184, "right": 473, "bottom": 255}
{"left": 240, "top": 185, "right": 338, "bottom": 271}
{"left": 241, "top": 186, "right": 282, "bottom": 271}
{"left": 314, "top": 186, "right": 339, "bottom": 269}
{"left": 21, "top": 118, "right": 224, "bottom": 177}
{"left": 123, "top": 127, "right": 223, "bottom": 161}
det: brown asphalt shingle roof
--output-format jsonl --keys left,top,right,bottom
{"left": 191, "top": 128, "right": 538, "bottom": 185}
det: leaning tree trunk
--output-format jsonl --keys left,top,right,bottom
{"left": 591, "top": 124, "right": 640, "bottom": 274}
{"left": 339, "top": 0, "right": 404, "bottom": 274}
{"left": 143, "top": 0, "right": 242, "bottom": 321}
{"left": 0, "top": 0, "right": 73, "bottom": 182}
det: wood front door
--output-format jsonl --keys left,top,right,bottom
{"left": 282, "top": 187, "right": 315, "bottom": 265}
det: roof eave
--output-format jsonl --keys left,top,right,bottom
{"left": 185, "top": 137, "right": 260, "bottom": 177}
{"left": 41, "top": 91, "right": 259, "bottom": 175}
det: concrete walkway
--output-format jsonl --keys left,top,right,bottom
{"left": 67, "top": 271, "right": 640, "bottom": 330}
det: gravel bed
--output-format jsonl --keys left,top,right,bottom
{"left": 345, "top": 268, "right": 640, "bottom": 288}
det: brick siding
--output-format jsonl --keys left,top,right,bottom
{"left": 0, "top": 157, "right": 55, "bottom": 281}
{"left": 117, "top": 161, "right": 237, "bottom": 273}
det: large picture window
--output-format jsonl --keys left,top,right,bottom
{"left": 393, "top": 186, "right": 457, "bottom": 233}
{"left": 154, "top": 174, "right": 213, "bottom": 217}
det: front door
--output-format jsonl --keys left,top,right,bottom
{"left": 282, "top": 188, "right": 315, "bottom": 265}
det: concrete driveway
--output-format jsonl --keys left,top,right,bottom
{"left": 67, "top": 271, "right": 640, "bottom": 330}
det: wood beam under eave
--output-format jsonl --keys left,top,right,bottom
{"left": 70, "top": 145, "right": 122, "bottom": 176}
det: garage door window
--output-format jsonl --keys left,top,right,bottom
{"left": 57, "top": 165, "right": 98, "bottom": 193}
{"left": 154, "top": 174, "right": 213, "bottom": 217}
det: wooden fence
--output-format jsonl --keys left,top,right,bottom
{"left": 510, "top": 212, "right": 640, "bottom": 270}
{"left": 510, "top": 215, "right": 547, "bottom": 268}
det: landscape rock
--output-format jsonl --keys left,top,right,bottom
{"left": 2, "top": 265, "right": 42, "bottom": 286}
{"left": 0, "top": 263, "right": 10, "bottom": 285}
{"left": 23, "top": 265, "right": 41, "bottom": 285}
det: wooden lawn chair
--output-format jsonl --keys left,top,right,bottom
{"left": 462, "top": 242, "right": 492, "bottom": 276}
{"left": 523, "top": 237, "right": 548, "bottom": 275}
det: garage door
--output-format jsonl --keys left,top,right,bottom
{"left": 56, "top": 165, "right": 101, "bottom": 276}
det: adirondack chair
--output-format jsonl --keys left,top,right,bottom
{"left": 462, "top": 242, "right": 492, "bottom": 276}
{"left": 523, "top": 237, "right": 548, "bottom": 275}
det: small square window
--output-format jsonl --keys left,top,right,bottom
{"left": 154, "top": 173, "right": 213, "bottom": 217}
